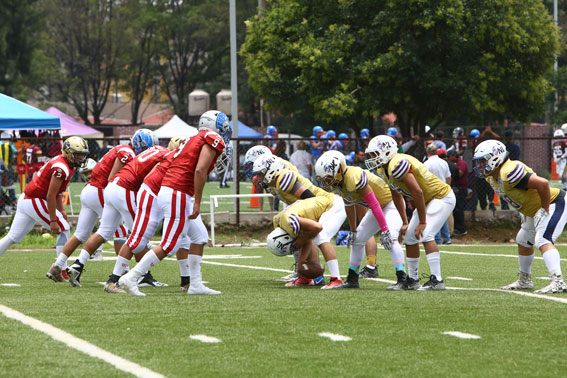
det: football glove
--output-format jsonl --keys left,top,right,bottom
{"left": 533, "top": 208, "right": 549, "bottom": 229}
{"left": 380, "top": 230, "right": 393, "bottom": 250}
{"left": 346, "top": 231, "right": 357, "bottom": 247}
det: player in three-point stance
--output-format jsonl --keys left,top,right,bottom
{"left": 119, "top": 110, "right": 231, "bottom": 296}
{"left": 0, "top": 137, "right": 88, "bottom": 262}
{"left": 474, "top": 139, "right": 567, "bottom": 293}
{"left": 365, "top": 135, "right": 456, "bottom": 290}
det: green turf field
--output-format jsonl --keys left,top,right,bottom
{"left": 1, "top": 244, "right": 566, "bottom": 377}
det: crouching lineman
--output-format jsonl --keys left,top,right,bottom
{"left": 267, "top": 196, "right": 335, "bottom": 283}
{"left": 46, "top": 138, "right": 137, "bottom": 282}
{"left": 0, "top": 137, "right": 88, "bottom": 261}
{"left": 252, "top": 154, "right": 346, "bottom": 288}
{"left": 315, "top": 151, "right": 402, "bottom": 289}
{"left": 473, "top": 140, "right": 567, "bottom": 293}
{"left": 366, "top": 135, "right": 456, "bottom": 290}
{"left": 119, "top": 110, "right": 231, "bottom": 296}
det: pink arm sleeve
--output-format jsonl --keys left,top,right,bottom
{"left": 362, "top": 191, "right": 388, "bottom": 232}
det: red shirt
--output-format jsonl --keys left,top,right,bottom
{"left": 161, "top": 131, "right": 225, "bottom": 195}
{"left": 25, "top": 145, "right": 41, "bottom": 165}
{"left": 115, "top": 146, "right": 169, "bottom": 192}
{"left": 144, "top": 151, "right": 174, "bottom": 195}
{"left": 88, "top": 145, "right": 135, "bottom": 189}
{"left": 24, "top": 155, "right": 75, "bottom": 199}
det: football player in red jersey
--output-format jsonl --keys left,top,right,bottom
{"left": 46, "top": 140, "right": 136, "bottom": 282}
{"left": 66, "top": 130, "right": 164, "bottom": 288}
{"left": 0, "top": 137, "right": 88, "bottom": 260}
{"left": 119, "top": 110, "right": 231, "bottom": 296}
{"left": 552, "top": 129, "right": 567, "bottom": 190}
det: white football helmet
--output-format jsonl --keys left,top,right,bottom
{"left": 472, "top": 139, "right": 508, "bottom": 178}
{"left": 243, "top": 145, "right": 273, "bottom": 179}
{"left": 267, "top": 227, "right": 296, "bottom": 256}
{"left": 199, "top": 110, "right": 231, "bottom": 144}
{"left": 365, "top": 135, "right": 398, "bottom": 170}
{"left": 561, "top": 123, "right": 567, "bottom": 135}
{"left": 214, "top": 143, "right": 233, "bottom": 174}
{"left": 79, "top": 158, "right": 97, "bottom": 181}
{"left": 315, "top": 151, "right": 347, "bottom": 191}
{"left": 252, "top": 155, "right": 284, "bottom": 185}
{"left": 554, "top": 129, "right": 565, "bottom": 138}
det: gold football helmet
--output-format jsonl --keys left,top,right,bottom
{"left": 168, "top": 135, "right": 189, "bottom": 151}
{"left": 62, "top": 136, "right": 89, "bottom": 167}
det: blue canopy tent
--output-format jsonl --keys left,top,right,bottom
{"left": 230, "top": 120, "right": 261, "bottom": 138}
{"left": 0, "top": 93, "right": 61, "bottom": 130}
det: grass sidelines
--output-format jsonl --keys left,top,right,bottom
{"left": 1, "top": 244, "right": 566, "bottom": 377}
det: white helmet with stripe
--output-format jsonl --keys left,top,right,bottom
{"left": 314, "top": 150, "right": 347, "bottom": 191}
{"left": 266, "top": 227, "right": 296, "bottom": 256}
{"left": 252, "top": 155, "right": 285, "bottom": 185}
{"left": 365, "top": 135, "right": 398, "bottom": 170}
{"left": 473, "top": 139, "right": 508, "bottom": 178}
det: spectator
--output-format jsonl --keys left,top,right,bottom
{"left": 352, "top": 150, "right": 366, "bottom": 169}
{"left": 432, "top": 130, "right": 447, "bottom": 151}
{"left": 99, "top": 140, "right": 112, "bottom": 159}
{"left": 424, "top": 144, "right": 452, "bottom": 244}
{"left": 447, "top": 149, "right": 468, "bottom": 236}
{"left": 289, "top": 141, "right": 312, "bottom": 179}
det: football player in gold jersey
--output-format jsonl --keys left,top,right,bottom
{"left": 365, "top": 135, "right": 456, "bottom": 290}
{"left": 473, "top": 140, "right": 567, "bottom": 293}
{"left": 253, "top": 155, "right": 346, "bottom": 289}
{"left": 315, "top": 151, "right": 404, "bottom": 289}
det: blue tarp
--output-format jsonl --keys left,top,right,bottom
{"left": 0, "top": 93, "right": 61, "bottom": 130}
{"left": 230, "top": 120, "right": 262, "bottom": 138}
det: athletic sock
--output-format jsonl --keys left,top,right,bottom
{"left": 542, "top": 249, "right": 562, "bottom": 276}
{"left": 326, "top": 259, "right": 340, "bottom": 278}
{"left": 0, "top": 236, "right": 14, "bottom": 258}
{"left": 366, "top": 255, "right": 376, "bottom": 267}
{"left": 178, "top": 258, "right": 190, "bottom": 277}
{"left": 426, "top": 252, "right": 442, "bottom": 281}
{"left": 54, "top": 253, "right": 68, "bottom": 269}
{"left": 389, "top": 241, "right": 406, "bottom": 271}
{"left": 519, "top": 253, "right": 535, "bottom": 274}
{"left": 77, "top": 249, "right": 90, "bottom": 266}
{"left": 130, "top": 250, "right": 160, "bottom": 280}
{"left": 188, "top": 254, "right": 203, "bottom": 287}
{"left": 180, "top": 276, "right": 190, "bottom": 286}
{"left": 407, "top": 257, "right": 420, "bottom": 280}
{"left": 112, "top": 256, "right": 130, "bottom": 277}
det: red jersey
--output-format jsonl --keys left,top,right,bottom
{"left": 25, "top": 145, "right": 41, "bottom": 164}
{"left": 88, "top": 145, "right": 135, "bottom": 189}
{"left": 115, "top": 145, "right": 169, "bottom": 192}
{"left": 553, "top": 139, "right": 567, "bottom": 160}
{"left": 161, "top": 131, "right": 225, "bottom": 195}
{"left": 24, "top": 155, "right": 75, "bottom": 199}
{"left": 144, "top": 151, "right": 174, "bottom": 195}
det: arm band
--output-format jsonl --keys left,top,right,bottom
{"left": 515, "top": 172, "right": 531, "bottom": 191}
{"left": 300, "top": 189, "right": 315, "bottom": 199}
{"left": 362, "top": 191, "right": 388, "bottom": 232}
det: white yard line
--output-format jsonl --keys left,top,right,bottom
{"left": 442, "top": 331, "right": 481, "bottom": 339}
{"left": 440, "top": 250, "right": 567, "bottom": 261}
{"left": 318, "top": 332, "right": 351, "bottom": 341}
{"left": 0, "top": 283, "right": 20, "bottom": 287}
{"left": 0, "top": 304, "right": 165, "bottom": 378}
{"left": 189, "top": 335, "right": 222, "bottom": 343}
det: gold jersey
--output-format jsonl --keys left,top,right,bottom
{"left": 378, "top": 153, "right": 451, "bottom": 204}
{"left": 335, "top": 166, "right": 392, "bottom": 207}
{"left": 274, "top": 167, "right": 333, "bottom": 205}
{"left": 486, "top": 159, "right": 559, "bottom": 217}
{"left": 273, "top": 196, "right": 333, "bottom": 238}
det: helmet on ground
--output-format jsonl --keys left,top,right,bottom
{"left": 267, "top": 125, "right": 278, "bottom": 137}
{"left": 315, "top": 151, "right": 347, "bottom": 191}
{"left": 338, "top": 133, "right": 348, "bottom": 140}
{"left": 472, "top": 139, "right": 508, "bottom": 178}
{"left": 243, "top": 146, "right": 272, "bottom": 180}
{"left": 79, "top": 158, "right": 97, "bottom": 181}
{"left": 387, "top": 127, "right": 398, "bottom": 137}
{"left": 199, "top": 110, "right": 231, "bottom": 144}
{"left": 327, "top": 130, "right": 336, "bottom": 139}
{"left": 131, "top": 129, "right": 158, "bottom": 155}
{"left": 214, "top": 143, "right": 233, "bottom": 175}
{"left": 470, "top": 129, "right": 480, "bottom": 138}
{"left": 360, "top": 128, "right": 370, "bottom": 139}
{"left": 561, "top": 123, "right": 567, "bottom": 135}
{"left": 267, "top": 227, "right": 296, "bottom": 256}
{"left": 168, "top": 135, "right": 189, "bottom": 151}
{"left": 313, "top": 125, "right": 324, "bottom": 137}
{"left": 365, "top": 135, "right": 398, "bottom": 170}
{"left": 554, "top": 129, "right": 565, "bottom": 138}
{"left": 62, "top": 136, "right": 89, "bottom": 167}
{"left": 452, "top": 127, "right": 464, "bottom": 139}
{"left": 252, "top": 155, "right": 285, "bottom": 185}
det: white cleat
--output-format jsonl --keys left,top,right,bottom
{"left": 500, "top": 271, "right": 534, "bottom": 290}
{"left": 535, "top": 273, "right": 567, "bottom": 294}
{"left": 118, "top": 274, "right": 146, "bottom": 297}
{"left": 187, "top": 284, "right": 221, "bottom": 295}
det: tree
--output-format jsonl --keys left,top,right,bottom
{"left": 43, "top": 0, "right": 127, "bottom": 125}
{"left": 241, "top": 0, "right": 559, "bottom": 136}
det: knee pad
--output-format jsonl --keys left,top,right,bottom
{"left": 56, "top": 230, "right": 70, "bottom": 247}
{"left": 534, "top": 233, "right": 553, "bottom": 250}
{"left": 516, "top": 228, "right": 535, "bottom": 248}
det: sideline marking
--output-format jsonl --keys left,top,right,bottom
{"left": 536, "top": 277, "right": 551, "bottom": 281}
{"left": 189, "top": 334, "right": 221, "bottom": 343}
{"left": 447, "top": 277, "right": 472, "bottom": 281}
{"left": 442, "top": 331, "right": 481, "bottom": 340}
{"left": 318, "top": 332, "right": 351, "bottom": 342}
{"left": 0, "top": 283, "right": 21, "bottom": 287}
{"left": 0, "top": 304, "right": 165, "bottom": 378}
{"left": 440, "top": 250, "right": 566, "bottom": 262}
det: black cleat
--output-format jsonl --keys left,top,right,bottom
{"left": 387, "top": 270, "right": 408, "bottom": 290}
{"left": 66, "top": 260, "right": 84, "bottom": 288}
{"left": 138, "top": 271, "right": 168, "bottom": 287}
{"left": 359, "top": 265, "right": 378, "bottom": 279}
{"left": 329, "top": 269, "right": 360, "bottom": 289}
{"left": 417, "top": 274, "right": 445, "bottom": 291}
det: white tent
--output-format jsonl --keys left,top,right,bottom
{"left": 154, "top": 115, "right": 198, "bottom": 138}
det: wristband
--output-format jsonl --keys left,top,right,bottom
{"left": 50, "top": 219, "right": 58, "bottom": 223}
{"left": 419, "top": 222, "right": 426, "bottom": 225}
